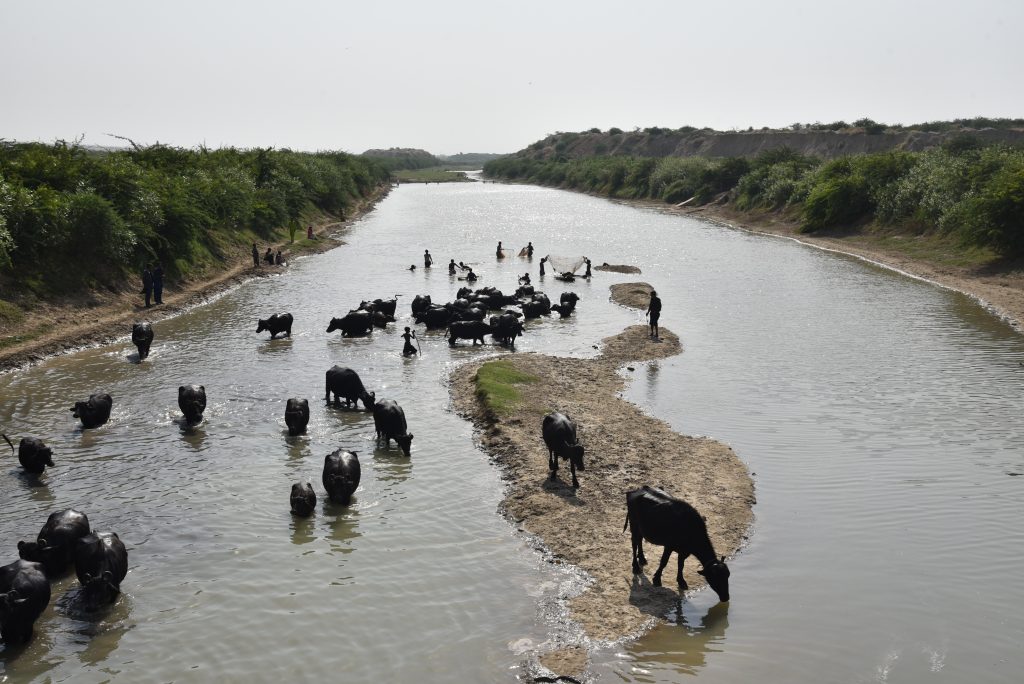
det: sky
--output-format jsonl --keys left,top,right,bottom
{"left": 2, "top": 0, "right": 1022, "bottom": 155}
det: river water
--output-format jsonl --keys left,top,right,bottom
{"left": 1, "top": 180, "right": 1022, "bottom": 683}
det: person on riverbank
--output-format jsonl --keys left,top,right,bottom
{"left": 646, "top": 290, "right": 661, "bottom": 340}
{"left": 402, "top": 327, "right": 417, "bottom": 356}
{"left": 252, "top": 243, "right": 260, "bottom": 268}
{"left": 153, "top": 262, "right": 164, "bottom": 304}
{"left": 424, "top": 250, "right": 433, "bottom": 268}
{"left": 307, "top": 225, "right": 315, "bottom": 240}
{"left": 263, "top": 247, "right": 274, "bottom": 265}
{"left": 141, "top": 264, "right": 153, "bottom": 308}
{"left": 275, "top": 250, "right": 284, "bottom": 265}
{"left": 449, "top": 259, "right": 457, "bottom": 275}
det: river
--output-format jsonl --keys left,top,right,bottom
{"left": 2, "top": 180, "right": 1022, "bottom": 683}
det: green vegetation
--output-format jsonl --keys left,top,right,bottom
{"left": 0, "top": 141, "right": 389, "bottom": 296}
{"left": 485, "top": 142, "right": 1024, "bottom": 259}
{"left": 393, "top": 168, "right": 472, "bottom": 183}
{"left": 474, "top": 360, "right": 539, "bottom": 416}
{"left": 361, "top": 148, "right": 440, "bottom": 171}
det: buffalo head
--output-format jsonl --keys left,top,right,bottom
{"left": 17, "top": 540, "right": 41, "bottom": 563}
{"left": 569, "top": 443, "right": 585, "bottom": 472}
{"left": 697, "top": 556, "right": 731, "bottom": 602}
{"left": 256, "top": 318, "right": 270, "bottom": 334}
{"left": 395, "top": 433, "right": 414, "bottom": 458}
{"left": 326, "top": 318, "right": 342, "bottom": 333}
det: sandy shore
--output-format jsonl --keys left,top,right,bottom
{"left": 0, "top": 186, "right": 390, "bottom": 372}
{"left": 451, "top": 286, "right": 754, "bottom": 679}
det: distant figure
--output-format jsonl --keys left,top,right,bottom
{"left": 539, "top": 256, "right": 546, "bottom": 277}
{"left": 584, "top": 257, "right": 592, "bottom": 279}
{"left": 141, "top": 264, "right": 153, "bottom": 308}
{"left": 275, "top": 250, "right": 284, "bottom": 265}
{"left": 152, "top": 262, "right": 164, "bottom": 304}
{"left": 526, "top": 242, "right": 534, "bottom": 258}
{"left": 519, "top": 273, "right": 531, "bottom": 285}
{"left": 263, "top": 247, "right": 274, "bottom": 265}
{"left": 496, "top": 241, "right": 504, "bottom": 258}
{"left": 646, "top": 290, "right": 662, "bottom": 340}
{"left": 402, "top": 327, "right": 417, "bottom": 356}
{"left": 424, "top": 250, "right": 433, "bottom": 268}
{"left": 448, "top": 259, "right": 456, "bottom": 275}
{"left": 458, "top": 261, "right": 469, "bottom": 271}
{"left": 252, "top": 243, "right": 260, "bottom": 268}
{"left": 466, "top": 268, "right": 477, "bottom": 282}
{"left": 409, "top": 264, "right": 417, "bottom": 271}
{"left": 307, "top": 225, "right": 314, "bottom": 240}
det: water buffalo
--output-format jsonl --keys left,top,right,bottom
{"left": 542, "top": 412, "right": 585, "bottom": 488}
{"left": 325, "top": 366, "right": 376, "bottom": 410}
{"left": 290, "top": 482, "right": 317, "bottom": 516}
{"left": 3, "top": 435, "right": 54, "bottom": 474}
{"left": 411, "top": 294, "right": 432, "bottom": 316}
{"left": 370, "top": 310, "right": 394, "bottom": 328}
{"left": 71, "top": 393, "right": 112, "bottom": 429}
{"left": 326, "top": 310, "right": 373, "bottom": 336}
{"left": 417, "top": 306, "right": 453, "bottom": 329}
{"left": 372, "top": 399, "right": 414, "bottom": 457}
{"left": 624, "top": 485, "right": 731, "bottom": 601}
{"left": 522, "top": 300, "right": 549, "bottom": 319}
{"left": 285, "top": 398, "right": 310, "bottom": 435}
{"left": 515, "top": 284, "right": 535, "bottom": 298}
{"left": 131, "top": 322, "right": 153, "bottom": 360}
{"left": 18, "top": 508, "right": 91, "bottom": 576}
{"left": 256, "top": 312, "right": 293, "bottom": 338}
{"left": 178, "top": 385, "right": 207, "bottom": 425}
{"left": 323, "top": 449, "right": 361, "bottom": 505}
{"left": 74, "top": 531, "right": 128, "bottom": 608}
{"left": 446, "top": 320, "right": 490, "bottom": 346}
{"left": 0, "top": 559, "right": 50, "bottom": 645}
{"left": 489, "top": 313, "right": 524, "bottom": 347}
{"left": 360, "top": 297, "right": 398, "bottom": 318}
{"left": 456, "top": 286, "right": 473, "bottom": 300}
{"left": 560, "top": 292, "right": 580, "bottom": 310}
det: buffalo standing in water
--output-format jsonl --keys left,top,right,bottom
{"left": 542, "top": 412, "right": 585, "bottom": 488}
{"left": 71, "top": 393, "right": 112, "bottom": 429}
{"left": 178, "top": 385, "right": 207, "bottom": 425}
{"left": 326, "top": 311, "right": 373, "bottom": 336}
{"left": 624, "top": 485, "right": 730, "bottom": 602}
{"left": 285, "top": 398, "right": 310, "bottom": 435}
{"left": 325, "top": 366, "right": 376, "bottom": 410}
{"left": 322, "top": 449, "right": 361, "bottom": 505}
{"left": 74, "top": 531, "right": 128, "bottom": 608}
{"left": 0, "top": 559, "right": 50, "bottom": 645}
{"left": 290, "top": 482, "right": 317, "bottom": 516}
{"left": 3, "top": 435, "right": 54, "bottom": 475}
{"left": 18, "top": 508, "right": 91, "bottom": 577}
{"left": 372, "top": 399, "right": 414, "bottom": 457}
{"left": 131, "top": 321, "right": 154, "bottom": 360}
{"left": 256, "top": 312, "right": 293, "bottom": 339}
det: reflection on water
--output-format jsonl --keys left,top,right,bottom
{"left": 289, "top": 514, "right": 317, "bottom": 547}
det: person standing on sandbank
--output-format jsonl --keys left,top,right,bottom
{"left": 252, "top": 243, "right": 260, "bottom": 268}
{"left": 141, "top": 264, "right": 153, "bottom": 308}
{"left": 153, "top": 262, "right": 164, "bottom": 304}
{"left": 646, "top": 289, "right": 661, "bottom": 340}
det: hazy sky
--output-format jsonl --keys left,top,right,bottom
{"left": 3, "top": 0, "right": 1022, "bottom": 155}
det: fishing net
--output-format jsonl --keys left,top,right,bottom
{"left": 544, "top": 254, "right": 586, "bottom": 275}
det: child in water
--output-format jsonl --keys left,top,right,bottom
{"left": 402, "top": 327, "right": 417, "bottom": 356}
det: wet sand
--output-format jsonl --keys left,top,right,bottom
{"left": 451, "top": 286, "right": 754, "bottom": 678}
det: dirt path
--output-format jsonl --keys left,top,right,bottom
{"left": 450, "top": 287, "right": 754, "bottom": 680}
{"left": 0, "top": 187, "right": 391, "bottom": 372}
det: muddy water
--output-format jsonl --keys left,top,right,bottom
{"left": 2, "top": 181, "right": 1023, "bottom": 682}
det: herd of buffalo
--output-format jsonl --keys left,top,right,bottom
{"left": 1, "top": 263, "right": 730, "bottom": 649}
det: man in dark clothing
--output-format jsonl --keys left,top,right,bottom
{"left": 141, "top": 265, "right": 153, "bottom": 308}
{"left": 448, "top": 259, "right": 456, "bottom": 275}
{"left": 646, "top": 289, "right": 662, "bottom": 339}
{"left": 153, "top": 263, "right": 164, "bottom": 304}
{"left": 402, "top": 327, "right": 418, "bottom": 356}
{"left": 424, "top": 250, "right": 433, "bottom": 268}
{"left": 539, "top": 256, "right": 546, "bottom": 277}
{"left": 583, "top": 257, "right": 592, "bottom": 278}
{"left": 526, "top": 242, "right": 534, "bottom": 258}
{"left": 252, "top": 243, "right": 260, "bottom": 268}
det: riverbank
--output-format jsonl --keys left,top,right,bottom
{"left": 451, "top": 295, "right": 754, "bottom": 679}
{"left": 0, "top": 184, "right": 391, "bottom": 372}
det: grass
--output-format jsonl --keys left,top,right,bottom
{"left": 474, "top": 360, "right": 539, "bottom": 416}
{"left": 394, "top": 168, "right": 472, "bottom": 183}
{"left": 0, "top": 299, "right": 25, "bottom": 326}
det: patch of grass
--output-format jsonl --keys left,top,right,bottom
{"left": 474, "top": 360, "right": 539, "bottom": 416}
{"left": 0, "top": 299, "right": 25, "bottom": 325}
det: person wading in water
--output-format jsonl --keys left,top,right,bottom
{"left": 402, "top": 327, "right": 418, "bottom": 356}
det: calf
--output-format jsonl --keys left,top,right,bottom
{"left": 3, "top": 435, "right": 54, "bottom": 474}
{"left": 372, "top": 399, "right": 414, "bottom": 457}
{"left": 623, "top": 486, "right": 730, "bottom": 602}
{"left": 131, "top": 321, "right": 154, "bottom": 360}
{"left": 285, "top": 398, "right": 310, "bottom": 435}
{"left": 256, "top": 312, "right": 293, "bottom": 338}
{"left": 0, "top": 560, "right": 50, "bottom": 645}
{"left": 74, "top": 531, "right": 128, "bottom": 608}
{"left": 542, "top": 412, "right": 585, "bottom": 488}
{"left": 290, "top": 482, "right": 317, "bottom": 516}
{"left": 18, "top": 509, "right": 91, "bottom": 577}
{"left": 71, "top": 393, "right": 112, "bottom": 429}
{"left": 178, "top": 385, "right": 207, "bottom": 425}
{"left": 322, "top": 449, "right": 361, "bottom": 505}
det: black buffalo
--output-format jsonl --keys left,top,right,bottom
{"left": 372, "top": 399, "right": 414, "bottom": 457}
{"left": 416, "top": 306, "right": 453, "bottom": 329}
{"left": 326, "top": 310, "right": 373, "bottom": 336}
{"left": 18, "top": 508, "right": 91, "bottom": 576}
{"left": 178, "top": 384, "right": 207, "bottom": 425}
{"left": 489, "top": 313, "right": 524, "bottom": 347}
{"left": 559, "top": 292, "right": 580, "bottom": 309}
{"left": 542, "top": 412, "right": 585, "bottom": 488}
{"left": 74, "top": 531, "right": 128, "bottom": 608}
{"left": 290, "top": 482, "right": 317, "bottom": 516}
{"left": 323, "top": 449, "right": 361, "bottom": 505}
{"left": 624, "top": 486, "right": 731, "bottom": 601}
{"left": 360, "top": 297, "right": 398, "bottom": 318}
{"left": 71, "top": 393, "right": 112, "bottom": 429}
{"left": 522, "top": 300, "right": 549, "bottom": 319}
{"left": 131, "top": 322, "right": 154, "bottom": 360}
{"left": 515, "top": 284, "right": 535, "bottom": 298}
{"left": 285, "top": 398, "right": 310, "bottom": 435}
{"left": 325, "top": 366, "right": 376, "bottom": 410}
{"left": 3, "top": 435, "right": 54, "bottom": 475}
{"left": 256, "top": 312, "right": 293, "bottom": 338}
{"left": 0, "top": 559, "right": 50, "bottom": 645}
{"left": 446, "top": 320, "right": 490, "bottom": 346}
{"left": 411, "top": 294, "right": 432, "bottom": 316}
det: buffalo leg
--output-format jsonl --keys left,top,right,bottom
{"left": 631, "top": 532, "right": 647, "bottom": 574}
{"left": 569, "top": 459, "right": 579, "bottom": 488}
{"left": 652, "top": 547, "right": 673, "bottom": 587}
{"left": 676, "top": 553, "right": 688, "bottom": 590}
{"left": 548, "top": 450, "right": 557, "bottom": 480}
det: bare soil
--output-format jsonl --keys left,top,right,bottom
{"left": 0, "top": 187, "right": 391, "bottom": 372}
{"left": 451, "top": 313, "right": 754, "bottom": 680}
